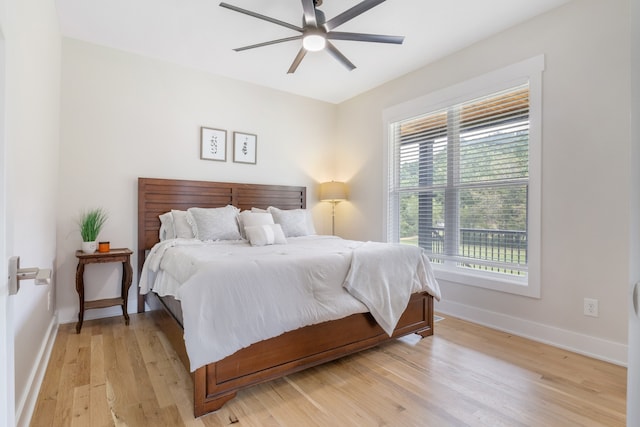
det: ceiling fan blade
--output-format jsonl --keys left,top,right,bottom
{"left": 325, "top": 41, "right": 356, "bottom": 71}
{"left": 327, "top": 31, "right": 404, "bottom": 44}
{"left": 234, "top": 35, "right": 303, "bottom": 52}
{"left": 287, "top": 48, "right": 308, "bottom": 74}
{"left": 220, "top": 2, "right": 303, "bottom": 32}
{"left": 301, "top": 0, "right": 317, "bottom": 27}
{"left": 324, "top": 0, "right": 386, "bottom": 32}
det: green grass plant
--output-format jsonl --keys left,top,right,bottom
{"left": 79, "top": 208, "right": 108, "bottom": 242}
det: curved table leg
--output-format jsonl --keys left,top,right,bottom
{"left": 121, "top": 260, "right": 133, "bottom": 325}
{"left": 75, "top": 262, "right": 85, "bottom": 333}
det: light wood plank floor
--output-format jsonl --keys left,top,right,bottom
{"left": 31, "top": 313, "right": 626, "bottom": 427}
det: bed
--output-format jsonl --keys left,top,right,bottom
{"left": 137, "top": 177, "right": 440, "bottom": 417}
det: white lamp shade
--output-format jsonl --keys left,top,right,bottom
{"left": 319, "top": 181, "right": 348, "bottom": 202}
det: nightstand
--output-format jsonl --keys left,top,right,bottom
{"left": 74, "top": 248, "right": 133, "bottom": 333}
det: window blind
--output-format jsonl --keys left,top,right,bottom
{"left": 389, "top": 84, "right": 530, "bottom": 276}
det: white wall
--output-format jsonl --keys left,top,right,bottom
{"left": 56, "top": 38, "right": 338, "bottom": 324}
{"left": 336, "top": 0, "right": 630, "bottom": 364}
{"left": 0, "top": 0, "right": 61, "bottom": 424}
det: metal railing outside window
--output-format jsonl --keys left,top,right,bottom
{"left": 403, "top": 226, "right": 527, "bottom": 276}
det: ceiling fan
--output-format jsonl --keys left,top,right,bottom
{"left": 219, "top": 0, "right": 405, "bottom": 73}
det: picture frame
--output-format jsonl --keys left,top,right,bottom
{"left": 233, "top": 131, "right": 257, "bottom": 164}
{"left": 200, "top": 127, "right": 227, "bottom": 161}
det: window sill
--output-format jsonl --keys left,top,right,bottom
{"left": 433, "top": 264, "right": 540, "bottom": 298}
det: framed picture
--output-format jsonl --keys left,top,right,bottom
{"left": 201, "top": 127, "right": 227, "bottom": 161}
{"left": 233, "top": 131, "right": 257, "bottom": 164}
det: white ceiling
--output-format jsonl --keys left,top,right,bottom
{"left": 56, "top": 0, "right": 569, "bottom": 104}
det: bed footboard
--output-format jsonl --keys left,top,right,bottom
{"left": 192, "top": 292, "right": 433, "bottom": 417}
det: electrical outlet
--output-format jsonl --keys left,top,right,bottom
{"left": 584, "top": 298, "right": 598, "bottom": 317}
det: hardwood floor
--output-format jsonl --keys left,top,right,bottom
{"left": 30, "top": 312, "right": 626, "bottom": 427}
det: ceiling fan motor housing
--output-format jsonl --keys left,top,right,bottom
{"left": 305, "top": 8, "right": 326, "bottom": 27}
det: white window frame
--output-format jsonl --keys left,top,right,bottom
{"left": 383, "top": 55, "right": 543, "bottom": 298}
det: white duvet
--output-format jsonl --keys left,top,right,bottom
{"left": 139, "top": 235, "right": 441, "bottom": 371}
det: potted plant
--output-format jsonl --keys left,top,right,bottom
{"left": 78, "top": 208, "right": 108, "bottom": 253}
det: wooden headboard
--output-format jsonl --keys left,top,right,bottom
{"left": 137, "top": 177, "right": 307, "bottom": 311}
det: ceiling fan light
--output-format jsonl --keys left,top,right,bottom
{"left": 303, "top": 34, "right": 326, "bottom": 52}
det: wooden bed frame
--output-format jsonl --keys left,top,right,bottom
{"left": 137, "top": 177, "right": 434, "bottom": 417}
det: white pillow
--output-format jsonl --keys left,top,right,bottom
{"left": 171, "top": 210, "right": 196, "bottom": 239}
{"left": 268, "top": 206, "right": 316, "bottom": 237}
{"left": 245, "top": 224, "right": 287, "bottom": 246}
{"left": 187, "top": 205, "right": 241, "bottom": 241}
{"left": 251, "top": 207, "right": 268, "bottom": 213}
{"left": 238, "top": 211, "right": 274, "bottom": 239}
{"left": 159, "top": 211, "right": 175, "bottom": 240}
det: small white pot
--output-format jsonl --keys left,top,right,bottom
{"left": 81, "top": 241, "right": 97, "bottom": 254}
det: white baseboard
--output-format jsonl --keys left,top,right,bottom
{"left": 16, "top": 314, "right": 58, "bottom": 427}
{"left": 435, "top": 299, "right": 628, "bottom": 367}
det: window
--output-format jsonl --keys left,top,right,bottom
{"left": 384, "top": 56, "right": 543, "bottom": 297}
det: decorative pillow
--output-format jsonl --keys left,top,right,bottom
{"left": 267, "top": 206, "right": 316, "bottom": 237}
{"left": 245, "top": 224, "right": 287, "bottom": 246}
{"left": 238, "top": 211, "right": 274, "bottom": 239}
{"left": 171, "top": 210, "right": 196, "bottom": 239}
{"left": 159, "top": 212, "right": 175, "bottom": 240}
{"left": 251, "top": 207, "right": 268, "bottom": 213}
{"left": 187, "top": 205, "right": 241, "bottom": 241}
